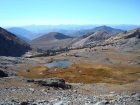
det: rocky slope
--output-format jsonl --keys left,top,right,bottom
{"left": 72, "top": 27, "right": 140, "bottom": 50}
{"left": 101, "top": 27, "right": 140, "bottom": 51}
{"left": 0, "top": 76, "right": 140, "bottom": 105}
{"left": 0, "top": 27, "right": 32, "bottom": 57}
{"left": 72, "top": 31, "right": 111, "bottom": 48}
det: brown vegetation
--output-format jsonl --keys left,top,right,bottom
{"left": 18, "top": 65, "right": 48, "bottom": 79}
{"left": 18, "top": 62, "right": 140, "bottom": 84}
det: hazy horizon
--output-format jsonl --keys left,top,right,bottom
{"left": 2, "top": 24, "right": 140, "bottom": 28}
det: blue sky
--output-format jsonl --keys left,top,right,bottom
{"left": 0, "top": 0, "right": 140, "bottom": 26}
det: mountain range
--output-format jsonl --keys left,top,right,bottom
{"left": 4, "top": 24, "right": 140, "bottom": 40}
{"left": 63, "top": 25, "right": 124, "bottom": 37}
{"left": 20, "top": 24, "right": 140, "bottom": 32}
{"left": 0, "top": 25, "right": 139, "bottom": 57}
{"left": 30, "top": 27, "right": 140, "bottom": 51}
{"left": 29, "top": 26, "right": 124, "bottom": 50}
{"left": 28, "top": 25, "right": 123, "bottom": 38}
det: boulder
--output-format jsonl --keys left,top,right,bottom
{"left": 38, "top": 78, "right": 66, "bottom": 89}
{"left": 0, "top": 70, "right": 8, "bottom": 77}
{"left": 26, "top": 78, "right": 72, "bottom": 89}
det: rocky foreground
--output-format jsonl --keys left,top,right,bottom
{"left": 0, "top": 76, "right": 140, "bottom": 105}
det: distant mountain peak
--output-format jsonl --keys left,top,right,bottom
{"left": 94, "top": 25, "right": 114, "bottom": 30}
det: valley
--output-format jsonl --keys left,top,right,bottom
{"left": 1, "top": 0, "right": 140, "bottom": 104}
{"left": 0, "top": 26, "right": 140, "bottom": 104}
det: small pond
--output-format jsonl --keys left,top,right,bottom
{"left": 45, "top": 61, "right": 73, "bottom": 69}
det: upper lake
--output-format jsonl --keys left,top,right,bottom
{"left": 45, "top": 61, "right": 73, "bottom": 69}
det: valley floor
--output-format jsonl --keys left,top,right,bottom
{"left": 0, "top": 46, "right": 140, "bottom": 104}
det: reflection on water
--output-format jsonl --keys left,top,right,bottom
{"left": 45, "top": 61, "right": 73, "bottom": 69}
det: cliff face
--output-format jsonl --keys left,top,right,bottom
{"left": 0, "top": 27, "right": 32, "bottom": 57}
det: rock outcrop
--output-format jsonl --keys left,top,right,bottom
{"left": 0, "top": 27, "right": 32, "bottom": 57}
{"left": 27, "top": 78, "right": 72, "bottom": 89}
{"left": 0, "top": 70, "right": 8, "bottom": 77}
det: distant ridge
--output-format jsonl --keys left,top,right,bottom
{"left": 6, "top": 27, "right": 32, "bottom": 41}
{"left": 6, "top": 27, "right": 32, "bottom": 36}
{"left": 65, "top": 25, "right": 124, "bottom": 37}
{"left": 90, "top": 25, "right": 123, "bottom": 34}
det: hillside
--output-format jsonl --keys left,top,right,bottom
{"left": 72, "top": 27, "right": 140, "bottom": 49}
{"left": 71, "top": 31, "right": 111, "bottom": 47}
{"left": 16, "top": 35, "right": 30, "bottom": 42}
{"left": 102, "top": 28, "right": 140, "bottom": 51}
{"left": 0, "top": 27, "right": 32, "bottom": 57}
{"left": 30, "top": 32, "right": 73, "bottom": 49}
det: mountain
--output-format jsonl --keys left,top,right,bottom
{"left": 21, "top": 24, "right": 97, "bottom": 32}
{"left": 71, "top": 31, "right": 111, "bottom": 48}
{"left": 73, "top": 27, "right": 140, "bottom": 50}
{"left": 5, "top": 28, "right": 31, "bottom": 42}
{"left": 64, "top": 25, "right": 124, "bottom": 37}
{"left": 30, "top": 32, "right": 73, "bottom": 49}
{"left": 6, "top": 27, "right": 32, "bottom": 40}
{"left": 0, "top": 27, "right": 32, "bottom": 57}
{"left": 90, "top": 25, "right": 123, "bottom": 34}
{"left": 21, "top": 24, "right": 140, "bottom": 32}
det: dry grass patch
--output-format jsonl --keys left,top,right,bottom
{"left": 18, "top": 64, "right": 48, "bottom": 79}
{"left": 47, "top": 62, "right": 140, "bottom": 84}
{"left": 18, "top": 61, "right": 140, "bottom": 84}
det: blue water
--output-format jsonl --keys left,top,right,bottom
{"left": 45, "top": 61, "right": 73, "bottom": 69}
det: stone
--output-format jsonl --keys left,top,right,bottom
{"left": 21, "top": 102, "right": 29, "bottom": 105}
{"left": 37, "top": 78, "right": 71, "bottom": 89}
{"left": 0, "top": 70, "right": 8, "bottom": 77}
